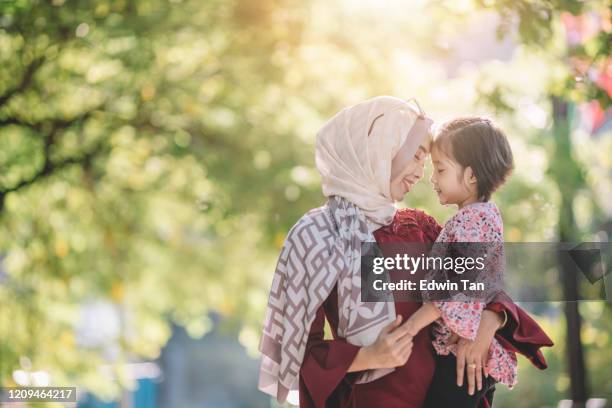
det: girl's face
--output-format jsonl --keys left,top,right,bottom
{"left": 389, "top": 142, "right": 430, "bottom": 202}
{"left": 430, "top": 146, "right": 478, "bottom": 208}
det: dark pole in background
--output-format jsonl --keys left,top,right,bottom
{"left": 551, "top": 96, "right": 588, "bottom": 407}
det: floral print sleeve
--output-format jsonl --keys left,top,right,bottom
{"left": 434, "top": 301, "right": 484, "bottom": 341}
{"left": 431, "top": 202, "right": 518, "bottom": 388}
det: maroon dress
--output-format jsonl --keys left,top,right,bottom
{"left": 298, "top": 208, "right": 553, "bottom": 408}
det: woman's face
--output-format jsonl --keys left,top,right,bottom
{"left": 389, "top": 140, "right": 431, "bottom": 202}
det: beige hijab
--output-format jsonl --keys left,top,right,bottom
{"left": 258, "top": 96, "right": 432, "bottom": 405}
{"left": 315, "top": 95, "right": 432, "bottom": 229}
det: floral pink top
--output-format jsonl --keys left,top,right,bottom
{"left": 430, "top": 202, "right": 518, "bottom": 388}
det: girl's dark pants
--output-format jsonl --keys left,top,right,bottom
{"left": 424, "top": 354, "right": 496, "bottom": 408}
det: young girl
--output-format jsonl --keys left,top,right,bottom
{"left": 402, "top": 117, "right": 516, "bottom": 408}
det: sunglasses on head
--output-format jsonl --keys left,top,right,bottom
{"left": 368, "top": 98, "right": 427, "bottom": 136}
{"left": 404, "top": 98, "right": 426, "bottom": 120}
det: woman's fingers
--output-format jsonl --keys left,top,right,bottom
{"left": 395, "top": 333, "right": 413, "bottom": 353}
{"left": 466, "top": 359, "right": 476, "bottom": 395}
{"left": 482, "top": 355, "right": 489, "bottom": 378}
{"left": 380, "top": 315, "right": 403, "bottom": 337}
{"left": 397, "top": 337, "right": 413, "bottom": 364}
{"left": 377, "top": 332, "right": 413, "bottom": 368}
{"left": 389, "top": 315, "right": 403, "bottom": 330}
{"left": 388, "top": 320, "right": 415, "bottom": 342}
{"left": 386, "top": 332, "right": 413, "bottom": 366}
{"left": 401, "top": 343, "right": 413, "bottom": 363}
{"left": 455, "top": 344, "right": 466, "bottom": 386}
{"left": 466, "top": 351, "right": 483, "bottom": 395}
{"left": 372, "top": 316, "right": 416, "bottom": 369}
{"left": 475, "top": 358, "right": 483, "bottom": 391}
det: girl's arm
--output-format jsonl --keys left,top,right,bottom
{"left": 402, "top": 302, "right": 442, "bottom": 336}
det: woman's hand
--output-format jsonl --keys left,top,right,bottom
{"left": 455, "top": 310, "right": 504, "bottom": 394}
{"left": 455, "top": 337, "right": 489, "bottom": 395}
{"left": 349, "top": 315, "right": 414, "bottom": 372}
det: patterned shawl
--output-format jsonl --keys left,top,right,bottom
{"left": 258, "top": 196, "right": 396, "bottom": 403}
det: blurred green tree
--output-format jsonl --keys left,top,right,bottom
{"left": 0, "top": 0, "right": 312, "bottom": 398}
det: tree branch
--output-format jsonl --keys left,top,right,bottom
{"left": 0, "top": 117, "right": 27, "bottom": 127}
{"left": 0, "top": 107, "right": 98, "bottom": 131}
{"left": 0, "top": 107, "right": 106, "bottom": 212}
{"left": 0, "top": 56, "right": 45, "bottom": 107}
{"left": 0, "top": 138, "right": 108, "bottom": 212}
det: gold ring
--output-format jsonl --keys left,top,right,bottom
{"left": 468, "top": 363, "right": 477, "bottom": 369}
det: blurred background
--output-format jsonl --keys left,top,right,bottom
{"left": 0, "top": 0, "right": 610, "bottom": 407}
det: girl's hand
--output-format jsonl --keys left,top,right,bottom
{"left": 455, "top": 310, "right": 504, "bottom": 394}
{"left": 365, "top": 315, "right": 414, "bottom": 369}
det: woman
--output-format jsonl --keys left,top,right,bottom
{"left": 258, "top": 96, "right": 552, "bottom": 408}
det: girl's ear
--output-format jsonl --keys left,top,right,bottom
{"left": 464, "top": 166, "right": 477, "bottom": 185}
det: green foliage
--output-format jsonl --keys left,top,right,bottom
{"left": 0, "top": 0, "right": 310, "bottom": 396}
{"left": 471, "top": 0, "right": 611, "bottom": 108}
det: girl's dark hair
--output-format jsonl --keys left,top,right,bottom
{"left": 434, "top": 117, "right": 514, "bottom": 201}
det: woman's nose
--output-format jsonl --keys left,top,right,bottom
{"left": 416, "top": 163, "right": 425, "bottom": 179}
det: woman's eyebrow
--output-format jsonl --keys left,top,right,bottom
{"left": 418, "top": 145, "right": 429, "bottom": 154}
